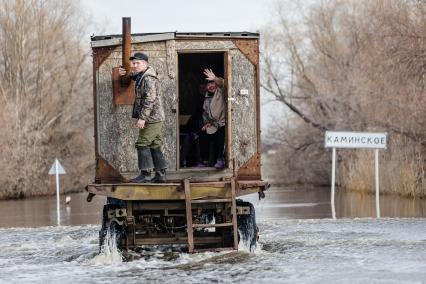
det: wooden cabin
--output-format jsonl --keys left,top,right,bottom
{"left": 91, "top": 25, "right": 263, "bottom": 184}
{"left": 86, "top": 19, "right": 268, "bottom": 252}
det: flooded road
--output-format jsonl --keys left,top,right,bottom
{"left": 1, "top": 187, "right": 424, "bottom": 228}
{"left": 0, "top": 188, "right": 425, "bottom": 283}
{"left": 0, "top": 192, "right": 106, "bottom": 228}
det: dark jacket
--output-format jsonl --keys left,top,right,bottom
{"left": 131, "top": 66, "right": 165, "bottom": 123}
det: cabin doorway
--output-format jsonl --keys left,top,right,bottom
{"left": 177, "top": 52, "right": 226, "bottom": 170}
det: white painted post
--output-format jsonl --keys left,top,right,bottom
{"left": 331, "top": 147, "right": 336, "bottom": 220}
{"left": 49, "top": 159, "right": 65, "bottom": 226}
{"left": 55, "top": 160, "right": 60, "bottom": 226}
{"left": 375, "top": 149, "right": 380, "bottom": 218}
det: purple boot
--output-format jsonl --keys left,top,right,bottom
{"left": 196, "top": 161, "right": 208, "bottom": 168}
{"left": 214, "top": 159, "right": 225, "bottom": 169}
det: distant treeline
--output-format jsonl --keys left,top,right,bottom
{"left": 0, "top": 0, "right": 93, "bottom": 199}
{"left": 262, "top": 0, "right": 425, "bottom": 197}
{"left": 0, "top": 0, "right": 424, "bottom": 199}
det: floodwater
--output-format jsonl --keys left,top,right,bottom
{"left": 0, "top": 188, "right": 425, "bottom": 283}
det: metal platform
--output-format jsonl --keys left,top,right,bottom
{"left": 86, "top": 179, "right": 268, "bottom": 201}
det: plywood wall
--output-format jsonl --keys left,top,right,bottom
{"left": 95, "top": 39, "right": 257, "bottom": 176}
{"left": 97, "top": 41, "right": 177, "bottom": 173}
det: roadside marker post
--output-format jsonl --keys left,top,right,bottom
{"left": 325, "top": 131, "right": 387, "bottom": 219}
{"left": 48, "top": 159, "right": 66, "bottom": 226}
{"left": 331, "top": 147, "right": 336, "bottom": 219}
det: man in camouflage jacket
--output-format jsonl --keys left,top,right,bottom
{"left": 119, "top": 52, "right": 167, "bottom": 183}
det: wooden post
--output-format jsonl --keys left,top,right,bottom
{"left": 231, "top": 178, "right": 239, "bottom": 250}
{"left": 184, "top": 179, "right": 194, "bottom": 252}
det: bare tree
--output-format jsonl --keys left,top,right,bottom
{"left": 262, "top": 0, "right": 425, "bottom": 195}
{"left": 0, "top": 0, "right": 93, "bottom": 198}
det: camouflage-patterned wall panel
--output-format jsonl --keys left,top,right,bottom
{"left": 230, "top": 49, "right": 257, "bottom": 170}
{"left": 175, "top": 40, "right": 236, "bottom": 50}
{"left": 97, "top": 41, "right": 177, "bottom": 173}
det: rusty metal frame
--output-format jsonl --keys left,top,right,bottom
{"left": 87, "top": 180, "right": 268, "bottom": 200}
{"left": 237, "top": 153, "right": 261, "bottom": 180}
{"left": 95, "top": 155, "right": 124, "bottom": 183}
{"left": 232, "top": 39, "right": 259, "bottom": 66}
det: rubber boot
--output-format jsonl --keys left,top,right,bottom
{"left": 129, "top": 147, "right": 153, "bottom": 183}
{"left": 150, "top": 147, "right": 167, "bottom": 183}
{"left": 129, "top": 170, "right": 151, "bottom": 183}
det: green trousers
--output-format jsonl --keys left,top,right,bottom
{"left": 135, "top": 121, "right": 163, "bottom": 149}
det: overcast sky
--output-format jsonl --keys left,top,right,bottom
{"left": 83, "top": 0, "right": 278, "bottom": 35}
{"left": 82, "top": 0, "right": 286, "bottom": 131}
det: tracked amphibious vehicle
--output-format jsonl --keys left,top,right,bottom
{"left": 86, "top": 18, "right": 268, "bottom": 253}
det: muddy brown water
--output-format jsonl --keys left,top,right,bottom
{"left": 0, "top": 187, "right": 424, "bottom": 228}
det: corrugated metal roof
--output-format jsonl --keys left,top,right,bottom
{"left": 91, "top": 32, "right": 259, "bottom": 47}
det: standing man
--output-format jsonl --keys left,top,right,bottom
{"left": 119, "top": 52, "right": 167, "bottom": 183}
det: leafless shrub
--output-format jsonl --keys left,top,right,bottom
{"left": 0, "top": 0, "right": 93, "bottom": 198}
{"left": 262, "top": 0, "right": 425, "bottom": 196}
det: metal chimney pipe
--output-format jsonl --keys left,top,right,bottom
{"left": 122, "top": 17, "right": 131, "bottom": 78}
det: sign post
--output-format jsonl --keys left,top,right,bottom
{"left": 48, "top": 159, "right": 66, "bottom": 226}
{"left": 375, "top": 149, "right": 380, "bottom": 218}
{"left": 331, "top": 147, "right": 336, "bottom": 219}
{"left": 325, "top": 131, "right": 387, "bottom": 219}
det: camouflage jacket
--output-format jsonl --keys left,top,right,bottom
{"left": 131, "top": 66, "right": 165, "bottom": 123}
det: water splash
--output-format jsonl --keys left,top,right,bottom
{"left": 88, "top": 227, "right": 122, "bottom": 265}
{"left": 237, "top": 201, "right": 258, "bottom": 253}
{"left": 238, "top": 227, "right": 259, "bottom": 253}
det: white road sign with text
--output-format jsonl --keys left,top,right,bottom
{"left": 325, "top": 131, "right": 387, "bottom": 149}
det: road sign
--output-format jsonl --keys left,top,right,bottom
{"left": 325, "top": 131, "right": 387, "bottom": 149}
{"left": 325, "top": 131, "right": 387, "bottom": 219}
{"left": 49, "top": 159, "right": 66, "bottom": 175}
{"left": 49, "top": 159, "right": 66, "bottom": 226}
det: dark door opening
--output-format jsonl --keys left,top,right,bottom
{"left": 178, "top": 52, "right": 225, "bottom": 169}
